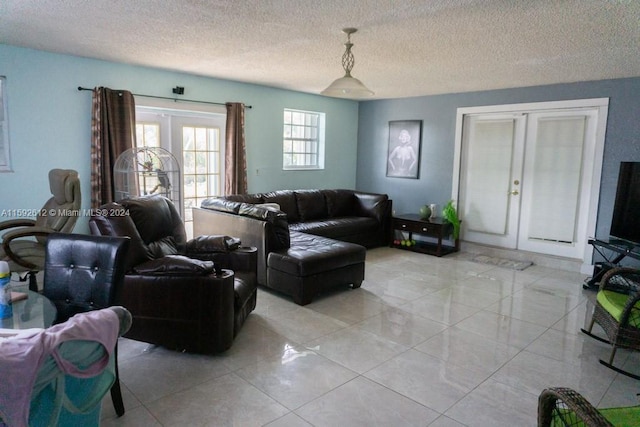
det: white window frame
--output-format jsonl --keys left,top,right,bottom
{"left": 283, "top": 108, "right": 325, "bottom": 170}
{"left": 0, "top": 76, "right": 11, "bottom": 172}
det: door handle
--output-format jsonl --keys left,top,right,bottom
{"left": 510, "top": 190, "right": 519, "bottom": 195}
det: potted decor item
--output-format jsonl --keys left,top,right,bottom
{"left": 442, "top": 200, "right": 460, "bottom": 239}
{"left": 429, "top": 203, "right": 437, "bottom": 219}
{"left": 419, "top": 205, "right": 432, "bottom": 219}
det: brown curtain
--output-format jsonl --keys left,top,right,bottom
{"left": 224, "top": 102, "right": 247, "bottom": 195}
{"left": 90, "top": 87, "right": 137, "bottom": 208}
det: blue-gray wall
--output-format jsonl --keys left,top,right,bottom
{"left": 0, "top": 44, "right": 359, "bottom": 232}
{"left": 356, "top": 78, "right": 640, "bottom": 242}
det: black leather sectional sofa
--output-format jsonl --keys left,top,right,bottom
{"left": 193, "top": 189, "right": 392, "bottom": 304}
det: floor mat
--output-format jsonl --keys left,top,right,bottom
{"left": 471, "top": 255, "right": 533, "bottom": 271}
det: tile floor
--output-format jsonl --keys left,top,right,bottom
{"left": 100, "top": 247, "right": 640, "bottom": 426}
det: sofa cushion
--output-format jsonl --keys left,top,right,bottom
{"left": 295, "top": 190, "right": 328, "bottom": 222}
{"left": 147, "top": 236, "right": 180, "bottom": 258}
{"left": 268, "top": 232, "right": 365, "bottom": 276}
{"left": 289, "top": 217, "right": 378, "bottom": 238}
{"left": 262, "top": 190, "right": 299, "bottom": 222}
{"left": 323, "top": 189, "right": 356, "bottom": 218}
{"left": 187, "top": 235, "right": 241, "bottom": 253}
{"left": 122, "top": 196, "right": 187, "bottom": 254}
{"left": 354, "top": 192, "right": 389, "bottom": 220}
{"left": 254, "top": 203, "right": 281, "bottom": 211}
{"left": 132, "top": 255, "right": 215, "bottom": 275}
{"left": 200, "top": 198, "right": 243, "bottom": 214}
{"left": 224, "top": 194, "right": 264, "bottom": 204}
{"left": 597, "top": 290, "right": 640, "bottom": 327}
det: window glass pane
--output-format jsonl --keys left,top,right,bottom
{"left": 183, "top": 151, "right": 195, "bottom": 174}
{"left": 209, "top": 152, "right": 219, "bottom": 173}
{"left": 184, "top": 175, "right": 196, "bottom": 198}
{"left": 136, "top": 126, "right": 144, "bottom": 144}
{"left": 208, "top": 129, "right": 218, "bottom": 150}
{"left": 196, "top": 175, "right": 208, "bottom": 197}
{"left": 195, "top": 152, "right": 206, "bottom": 174}
{"left": 183, "top": 127, "right": 194, "bottom": 150}
{"left": 208, "top": 175, "right": 220, "bottom": 195}
{"left": 146, "top": 125, "right": 159, "bottom": 147}
{"left": 195, "top": 127, "right": 207, "bottom": 150}
{"left": 136, "top": 123, "right": 160, "bottom": 148}
{"left": 184, "top": 199, "right": 195, "bottom": 221}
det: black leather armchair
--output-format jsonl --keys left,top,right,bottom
{"left": 89, "top": 195, "right": 257, "bottom": 354}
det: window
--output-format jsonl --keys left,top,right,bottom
{"left": 135, "top": 107, "right": 225, "bottom": 238}
{"left": 283, "top": 108, "right": 325, "bottom": 170}
{"left": 0, "top": 76, "right": 11, "bottom": 172}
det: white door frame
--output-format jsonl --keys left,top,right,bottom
{"left": 452, "top": 98, "right": 609, "bottom": 273}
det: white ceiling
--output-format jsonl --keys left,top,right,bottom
{"left": 2, "top": 0, "right": 639, "bottom": 99}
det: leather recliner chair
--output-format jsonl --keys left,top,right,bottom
{"left": 89, "top": 195, "right": 257, "bottom": 354}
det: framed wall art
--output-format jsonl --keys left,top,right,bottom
{"left": 386, "top": 120, "right": 421, "bottom": 179}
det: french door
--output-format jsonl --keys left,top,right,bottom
{"left": 454, "top": 99, "right": 608, "bottom": 261}
{"left": 136, "top": 109, "right": 225, "bottom": 239}
{"left": 458, "top": 114, "right": 525, "bottom": 249}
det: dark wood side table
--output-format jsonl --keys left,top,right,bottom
{"left": 391, "top": 213, "right": 459, "bottom": 257}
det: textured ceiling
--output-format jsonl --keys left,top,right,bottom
{"left": 2, "top": 0, "right": 639, "bottom": 99}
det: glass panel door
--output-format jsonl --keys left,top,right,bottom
{"left": 459, "top": 114, "right": 525, "bottom": 248}
{"left": 518, "top": 109, "right": 598, "bottom": 258}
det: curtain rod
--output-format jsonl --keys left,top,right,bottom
{"left": 77, "top": 86, "right": 252, "bottom": 109}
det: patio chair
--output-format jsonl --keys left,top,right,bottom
{"left": 538, "top": 387, "right": 640, "bottom": 427}
{"left": 581, "top": 267, "right": 640, "bottom": 380}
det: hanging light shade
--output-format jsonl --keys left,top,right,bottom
{"left": 321, "top": 28, "right": 374, "bottom": 98}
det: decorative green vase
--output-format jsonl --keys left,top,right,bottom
{"left": 419, "top": 205, "right": 431, "bottom": 219}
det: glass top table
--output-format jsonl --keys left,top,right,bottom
{"left": 0, "top": 285, "right": 56, "bottom": 330}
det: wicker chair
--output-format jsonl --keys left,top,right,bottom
{"left": 538, "top": 387, "right": 640, "bottom": 427}
{"left": 581, "top": 267, "right": 640, "bottom": 380}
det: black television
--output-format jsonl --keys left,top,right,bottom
{"left": 610, "top": 161, "right": 640, "bottom": 245}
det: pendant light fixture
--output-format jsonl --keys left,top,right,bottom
{"left": 321, "top": 28, "right": 374, "bottom": 98}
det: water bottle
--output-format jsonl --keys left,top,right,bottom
{"left": 0, "top": 260, "right": 12, "bottom": 319}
